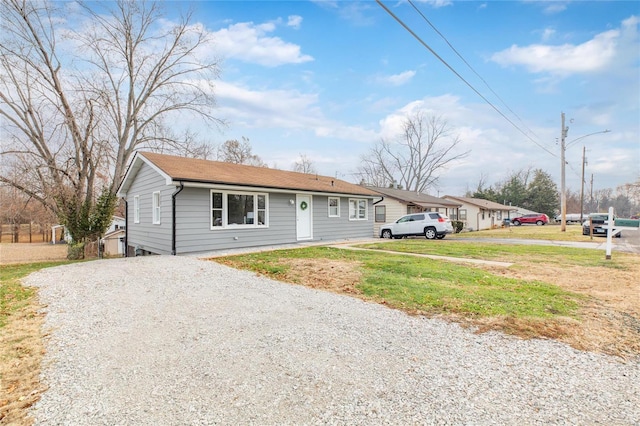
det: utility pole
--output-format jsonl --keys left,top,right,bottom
{"left": 560, "top": 112, "right": 568, "bottom": 232}
{"left": 580, "top": 146, "right": 587, "bottom": 222}
{"left": 590, "top": 174, "right": 594, "bottom": 208}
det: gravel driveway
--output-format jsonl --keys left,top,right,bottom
{"left": 27, "top": 256, "right": 639, "bottom": 425}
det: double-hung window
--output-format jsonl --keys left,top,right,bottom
{"left": 348, "top": 198, "right": 367, "bottom": 220}
{"left": 211, "top": 190, "right": 268, "bottom": 229}
{"left": 133, "top": 195, "right": 140, "bottom": 223}
{"left": 375, "top": 205, "right": 386, "bottom": 222}
{"left": 152, "top": 191, "right": 161, "bottom": 224}
{"left": 328, "top": 197, "right": 340, "bottom": 217}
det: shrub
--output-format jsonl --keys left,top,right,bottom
{"left": 452, "top": 221, "right": 464, "bottom": 233}
{"left": 67, "top": 242, "right": 85, "bottom": 260}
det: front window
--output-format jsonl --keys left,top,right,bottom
{"left": 211, "top": 191, "right": 268, "bottom": 229}
{"left": 328, "top": 197, "right": 340, "bottom": 217}
{"left": 459, "top": 209, "right": 467, "bottom": 220}
{"left": 349, "top": 198, "right": 367, "bottom": 220}
{"left": 496, "top": 211, "right": 502, "bottom": 220}
{"left": 375, "top": 205, "right": 386, "bottom": 222}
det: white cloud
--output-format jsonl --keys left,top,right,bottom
{"left": 414, "top": 0, "right": 453, "bottom": 8}
{"left": 491, "top": 28, "right": 618, "bottom": 75}
{"left": 287, "top": 15, "right": 303, "bottom": 29}
{"left": 212, "top": 80, "right": 377, "bottom": 143}
{"left": 540, "top": 27, "right": 556, "bottom": 42}
{"left": 543, "top": 2, "right": 568, "bottom": 14}
{"left": 376, "top": 70, "right": 416, "bottom": 87}
{"left": 210, "top": 21, "right": 313, "bottom": 67}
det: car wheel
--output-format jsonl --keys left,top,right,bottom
{"left": 424, "top": 227, "right": 437, "bottom": 240}
{"left": 512, "top": 220, "right": 521, "bottom": 226}
{"left": 381, "top": 229, "right": 392, "bottom": 239}
{"left": 436, "top": 235, "right": 445, "bottom": 239}
{"left": 536, "top": 220, "right": 544, "bottom": 226}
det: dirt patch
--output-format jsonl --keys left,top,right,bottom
{"left": 0, "top": 299, "right": 46, "bottom": 425}
{"left": 258, "top": 255, "right": 640, "bottom": 359}
{"left": 0, "top": 244, "right": 67, "bottom": 265}
{"left": 281, "top": 258, "right": 363, "bottom": 295}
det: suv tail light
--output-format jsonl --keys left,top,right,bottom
{"left": 438, "top": 217, "right": 445, "bottom": 222}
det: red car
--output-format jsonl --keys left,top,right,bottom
{"left": 511, "top": 213, "right": 549, "bottom": 226}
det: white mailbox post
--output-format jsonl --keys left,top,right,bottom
{"left": 603, "top": 206, "right": 640, "bottom": 260}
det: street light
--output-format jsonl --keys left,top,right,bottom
{"left": 559, "top": 112, "right": 610, "bottom": 232}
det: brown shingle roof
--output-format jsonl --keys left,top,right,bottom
{"left": 135, "top": 152, "right": 378, "bottom": 196}
{"left": 367, "top": 186, "right": 462, "bottom": 207}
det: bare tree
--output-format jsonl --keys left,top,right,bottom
{"left": 0, "top": 0, "right": 223, "bottom": 243}
{"left": 356, "top": 112, "right": 468, "bottom": 193}
{"left": 292, "top": 154, "right": 317, "bottom": 174}
{"left": 217, "top": 138, "right": 266, "bottom": 167}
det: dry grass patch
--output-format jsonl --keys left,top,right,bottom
{"left": 482, "top": 257, "right": 640, "bottom": 358}
{"left": 0, "top": 244, "right": 67, "bottom": 265}
{"left": 0, "top": 294, "right": 46, "bottom": 425}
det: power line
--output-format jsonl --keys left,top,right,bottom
{"left": 375, "top": 0, "right": 557, "bottom": 158}
{"left": 406, "top": 0, "right": 541, "bottom": 143}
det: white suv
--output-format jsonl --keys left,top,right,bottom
{"left": 379, "top": 212, "right": 454, "bottom": 240}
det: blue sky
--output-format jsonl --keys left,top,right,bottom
{"left": 165, "top": 0, "right": 639, "bottom": 196}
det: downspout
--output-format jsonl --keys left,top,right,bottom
{"left": 171, "top": 182, "right": 185, "bottom": 255}
{"left": 124, "top": 200, "right": 128, "bottom": 257}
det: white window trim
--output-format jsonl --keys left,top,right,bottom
{"left": 348, "top": 198, "right": 368, "bottom": 221}
{"left": 328, "top": 197, "right": 340, "bottom": 218}
{"left": 152, "top": 191, "right": 161, "bottom": 224}
{"left": 210, "top": 190, "right": 269, "bottom": 230}
{"left": 133, "top": 195, "right": 140, "bottom": 224}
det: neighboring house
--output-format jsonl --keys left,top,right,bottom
{"left": 511, "top": 206, "right": 539, "bottom": 217}
{"left": 106, "top": 216, "right": 126, "bottom": 234}
{"left": 102, "top": 229, "right": 126, "bottom": 256}
{"left": 116, "top": 152, "right": 380, "bottom": 255}
{"left": 367, "top": 186, "right": 462, "bottom": 236}
{"left": 442, "top": 196, "right": 516, "bottom": 231}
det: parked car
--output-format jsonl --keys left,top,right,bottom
{"left": 554, "top": 213, "right": 582, "bottom": 223}
{"left": 379, "top": 212, "right": 453, "bottom": 240}
{"left": 511, "top": 213, "right": 549, "bottom": 226}
{"left": 582, "top": 213, "right": 621, "bottom": 237}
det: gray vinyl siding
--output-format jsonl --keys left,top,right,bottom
{"left": 313, "top": 196, "right": 374, "bottom": 239}
{"left": 175, "top": 189, "right": 297, "bottom": 253}
{"left": 125, "top": 163, "right": 172, "bottom": 255}
{"left": 173, "top": 191, "right": 373, "bottom": 254}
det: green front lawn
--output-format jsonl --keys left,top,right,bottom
{"left": 216, "top": 246, "right": 583, "bottom": 320}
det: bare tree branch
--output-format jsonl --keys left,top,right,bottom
{"left": 355, "top": 112, "right": 468, "bottom": 193}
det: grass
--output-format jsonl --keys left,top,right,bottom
{"left": 217, "top": 246, "right": 582, "bottom": 319}
{"left": 0, "top": 261, "right": 72, "bottom": 328}
{"left": 356, "top": 239, "right": 621, "bottom": 268}
{"left": 0, "top": 260, "right": 77, "bottom": 426}
{"left": 216, "top": 243, "right": 640, "bottom": 356}
{"left": 450, "top": 223, "right": 593, "bottom": 241}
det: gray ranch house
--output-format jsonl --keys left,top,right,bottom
{"left": 116, "top": 152, "right": 380, "bottom": 256}
{"left": 442, "top": 196, "right": 516, "bottom": 231}
{"left": 366, "top": 186, "right": 462, "bottom": 236}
